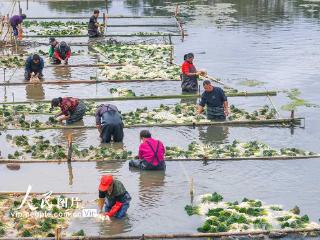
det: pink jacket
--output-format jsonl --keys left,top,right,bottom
{"left": 138, "top": 138, "right": 165, "bottom": 166}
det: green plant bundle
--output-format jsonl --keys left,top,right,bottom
{"left": 281, "top": 88, "right": 319, "bottom": 111}
{"left": 6, "top": 135, "right": 316, "bottom": 161}
{"left": 0, "top": 103, "right": 279, "bottom": 129}
{"left": 0, "top": 194, "right": 79, "bottom": 237}
{"left": 24, "top": 20, "right": 87, "bottom": 28}
{"left": 109, "top": 88, "right": 136, "bottom": 97}
{"left": 28, "top": 27, "right": 85, "bottom": 36}
{"left": 6, "top": 135, "right": 133, "bottom": 160}
{"left": 93, "top": 44, "right": 180, "bottom": 80}
{"left": 0, "top": 55, "right": 25, "bottom": 68}
{"left": 185, "top": 193, "right": 319, "bottom": 234}
{"left": 165, "top": 140, "right": 316, "bottom": 159}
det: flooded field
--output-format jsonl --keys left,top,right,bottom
{"left": 1, "top": 0, "right": 320, "bottom": 238}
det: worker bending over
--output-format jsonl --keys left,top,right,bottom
{"left": 197, "top": 80, "right": 229, "bottom": 120}
{"left": 88, "top": 9, "right": 102, "bottom": 38}
{"left": 181, "top": 53, "right": 206, "bottom": 93}
{"left": 98, "top": 175, "right": 131, "bottom": 220}
{"left": 49, "top": 38, "right": 71, "bottom": 64}
{"left": 50, "top": 97, "right": 87, "bottom": 124}
{"left": 95, "top": 104, "right": 124, "bottom": 143}
{"left": 24, "top": 54, "right": 44, "bottom": 81}
{"left": 129, "top": 130, "right": 166, "bottom": 170}
{"left": 9, "top": 14, "right": 26, "bottom": 38}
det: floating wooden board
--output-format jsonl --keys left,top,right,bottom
{"left": 0, "top": 118, "right": 303, "bottom": 131}
{"left": 24, "top": 33, "right": 184, "bottom": 38}
{"left": 0, "top": 91, "right": 277, "bottom": 105}
{"left": 0, "top": 154, "right": 319, "bottom": 164}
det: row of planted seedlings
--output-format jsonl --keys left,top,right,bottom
{"left": 1, "top": 41, "right": 180, "bottom": 83}
{"left": 1, "top": 191, "right": 319, "bottom": 238}
{"left": 0, "top": 193, "right": 86, "bottom": 238}
{"left": 22, "top": 19, "right": 181, "bottom": 37}
{"left": 0, "top": 97, "right": 289, "bottom": 130}
{"left": 185, "top": 192, "right": 320, "bottom": 236}
{"left": 3, "top": 133, "right": 317, "bottom": 161}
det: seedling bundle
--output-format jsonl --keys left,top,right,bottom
{"left": 0, "top": 193, "right": 81, "bottom": 238}
{"left": 94, "top": 44, "right": 180, "bottom": 80}
{"left": 3, "top": 135, "right": 317, "bottom": 162}
{"left": 185, "top": 193, "right": 319, "bottom": 235}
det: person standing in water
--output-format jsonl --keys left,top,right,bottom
{"left": 181, "top": 53, "right": 206, "bottom": 93}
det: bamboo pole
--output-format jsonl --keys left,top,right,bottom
{"left": 0, "top": 191, "right": 92, "bottom": 195}
{"left": 24, "top": 33, "right": 184, "bottom": 38}
{"left": 0, "top": 228, "right": 319, "bottom": 239}
{"left": 0, "top": 79, "right": 180, "bottom": 86}
{"left": 106, "top": 24, "right": 177, "bottom": 27}
{"left": 27, "top": 16, "right": 173, "bottom": 20}
{"left": 44, "top": 64, "right": 125, "bottom": 68}
{"left": 0, "top": 92, "right": 278, "bottom": 106}
{"left": 0, "top": 154, "right": 319, "bottom": 164}
{"left": 0, "top": 118, "right": 303, "bottom": 131}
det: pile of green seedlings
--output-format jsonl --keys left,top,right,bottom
{"left": 109, "top": 88, "right": 136, "bottom": 97}
{"left": 93, "top": 44, "right": 180, "bottom": 80}
{"left": 165, "top": 140, "right": 317, "bottom": 159}
{"left": 185, "top": 192, "right": 319, "bottom": 234}
{"left": 24, "top": 20, "right": 87, "bottom": 28}
{"left": 156, "top": 2, "right": 237, "bottom": 25}
{"left": 0, "top": 55, "right": 25, "bottom": 68}
{"left": 0, "top": 103, "right": 278, "bottom": 130}
{"left": 122, "top": 103, "right": 278, "bottom": 125}
{"left": 5, "top": 194, "right": 80, "bottom": 237}
{"left": 6, "top": 135, "right": 133, "bottom": 160}
{"left": 28, "top": 27, "right": 85, "bottom": 36}
{"left": 24, "top": 20, "right": 87, "bottom": 36}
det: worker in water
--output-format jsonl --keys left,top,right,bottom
{"left": 51, "top": 40, "right": 71, "bottom": 65}
{"left": 197, "top": 80, "right": 229, "bottom": 120}
{"left": 181, "top": 53, "right": 206, "bottom": 93}
{"left": 9, "top": 14, "right": 26, "bottom": 38}
{"left": 98, "top": 175, "right": 131, "bottom": 220}
{"left": 50, "top": 97, "right": 87, "bottom": 124}
{"left": 24, "top": 54, "right": 44, "bottom": 81}
{"left": 95, "top": 103, "right": 124, "bottom": 143}
{"left": 88, "top": 9, "right": 102, "bottom": 38}
{"left": 129, "top": 130, "right": 166, "bottom": 170}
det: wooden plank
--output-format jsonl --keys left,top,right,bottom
{"left": 0, "top": 91, "right": 278, "bottom": 105}
{"left": 0, "top": 79, "right": 180, "bottom": 86}
{"left": 44, "top": 64, "right": 124, "bottom": 68}
{"left": 0, "top": 154, "right": 319, "bottom": 164}
{"left": 24, "top": 33, "right": 184, "bottom": 38}
{"left": 27, "top": 16, "right": 173, "bottom": 19}
{"left": 0, "top": 118, "right": 303, "bottom": 131}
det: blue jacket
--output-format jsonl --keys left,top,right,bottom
{"left": 25, "top": 56, "right": 44, "bottom": 73}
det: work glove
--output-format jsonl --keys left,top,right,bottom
{"left": 105, "top": 201, "right": 123, "bottom": 217}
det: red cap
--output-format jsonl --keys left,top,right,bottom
{"left": 99, "top": 175, "right": 113, "bottom": 191}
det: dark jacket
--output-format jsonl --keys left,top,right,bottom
{"left": 25, "top": 56, "right": 44, "bottom": 73}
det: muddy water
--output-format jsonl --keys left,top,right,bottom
{"left": 1, "top": 0, "right": 320, "bottom": 238}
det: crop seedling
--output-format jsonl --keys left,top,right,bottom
{"left": 185, "top": 193, "right": 319, "bottom": 234}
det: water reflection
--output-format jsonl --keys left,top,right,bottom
{"left": 67, "top": 162, "right": 74, "bottom": 185}
{"left": 47, "top": 1, "right": 106, "bottom": 13}
{"left": 130, "top": 170, "right": 166, "bottom": 208}
{"left": 52, "top": 65, "right": 72, "bottom": 80}
{"left": 25, "top": 83, "right": 45, "bottom": 100}
{"left": 57, "top": 122, "right": 87, "bottom": 146}
{"left": 199, "top": 126, "right": 229, "bottom": 144}
{"left": 99, "top": 216, "right": 132, "bottom": 235}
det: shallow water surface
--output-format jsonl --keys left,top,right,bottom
{"left": 1, "top": 0, "right": 320, "bottom": 238}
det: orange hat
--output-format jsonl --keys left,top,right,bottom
{"left": 99, "top": 175, "right": 113, "bottom": 191}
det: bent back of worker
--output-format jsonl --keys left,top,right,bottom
{"left": 139, "top": 138, "right": 166, "bottom": 170}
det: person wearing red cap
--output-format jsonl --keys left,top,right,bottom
{"left": 98, "top": 175, "right": 131, "bottom": 219}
